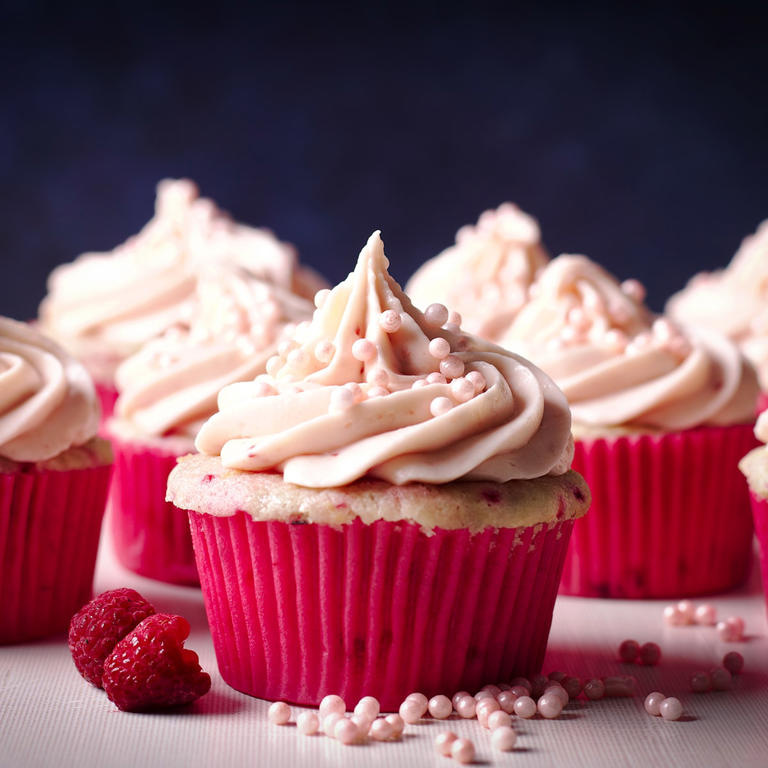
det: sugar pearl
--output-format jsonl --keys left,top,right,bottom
{"left": 369, "top": 718, "right": 395, "bottom": 741}
{"left": 659, "top": 697, "right": 683, "bottom": 721}
{"left": 621, "top": 278, "right": 646, "bottom": 302}
{"left": 440, "top": 355, "right": 465, "bottom": 379}
{"left": 694, "top": 604, "right": 717, "bottom": 626}
{"left": 509, "top": 685, "right": 530, "bottom": 698}
{"left": 384, "top": 713, "right": 405, "bottom": 736}
{"left": 562, "top": 676, "right": 582, "bottom": 699}
{"left": 315, "top": 340, "right": 335, "bottom": 363}
{"left": 677, "top": 600, "right": 696, "bottom": 624}
{"left": 583, "top": 678, "right": 606, "bottom": 700}
{"left": 497, "top": 690, "right": 518, "bottom": 713}
{"left": 717, "top": 617, "right": 745, "bottom": 642}
{"left": 314, "top": 288, "right": 331, "bottom": 308}
{"left": 710, "top": 666, "right": 732, "bottom": 691}
{"left": 543, "top": 683, "right": 569, "bottom": 707}
{"left": 266, "top": 355, "right": 283, "bottom": 376}
{"left": 663, "top": 605, "right": 686, "bottom": 626}
{"left": 400, "top": 696, "right": 426, "bottom": 724}
{"left": 319, "top": 694, "right": 346, "bottom": 719}
{"left": 442, "top": 322, "right": 460, "bottom": 334}
{"left": 452, "top": 691, "right": 471, "bottom": 709}
{"left": 428, "top": 337, "right": 451, "bottom": 359}
{"left": 329, "top": 388, "right": 356, "bottom": 413}
{"left": 644, "top": 691, "right": 665, "bottom": 716}
{"left": 451, "top": 738, "right": 475, "bottom": 764}
{"left": 412, "top": 378, "right": 429, "bottom": 389}
{"left": 434, "top": 731, "right": 458, "bottom": 756}
{"left": 530, "top": 673, "right": 548, "bottom": 698}
{"left": 491, "top": 725, "right": 517, "bottom": 752}
{"left": 430, "top": 397, "right": 453, "bottom": 417}
{"left": 354, "top": 696, "right": 380, "bottom": 721}
{"left": 487, "top": 710, "right": 512, "bottom": 730}
{"left": 426, "top": 371, "right": 447, "bottom": 385}
{"left": 548, "top": 670, "right": 566, "bottom": 682}
{"left": 603, "top": 676, "right": 637, "bottom": 697}
{"left": 379, "top": 309, "right": 402, "bottom": 333}
{"left": 481, "top": 684, "right": 502, "bottom": 697}
{"left": 465, "top": 370, "right": 486, "bottom": 393}
{"left": 604, "top": 329, "right": 628, "bottom": 352}
{"left": 448, "top": 311, "right": 462, "bottom": 326}
{"left": 367, "top": 366, "right": 389, "bottom": 387}
{"left": 450, "top": 377, "right": 475, "bottom": 402}
{"left": 296, "top": 711, "right": 319, "bottom": 735}
{"left": 619, "top": 639, "right": 640, "bottom": 663}
{"left": 474, "top": 690, "right": 495, "bottom": 701}
{"left": 334, "top": 717, "right": 360, "bottom": 745}
{"left": 723, "top": 651, "right": 744, "bottom": 674}
{"left": 425, "top": 303, "right": 450, "bottom": 327}
{"left": 268, "top": 701, "right": 291, "bottom": 725}
{"left": 428, "top": 695, "right": 453, "bottom": 719}
{"left": 278, "top": 340, "right": 296, "bottom": 358}
{"left": 350, "top": 713, "right": 372, "bottom": 734}
{"left": 639, "top": 642, "right": 662, "bottom": 666}
{"left": 497, "top": 683, "right": 513, "bottom": 692}
{"left": 538, "top": 692, "right": 564, "bottom": 719}
{"left": 367, "top": 386, "right": 389, "bottom": 398}
{"left": 690, "top": 672, "right": 712, "bottom": 693}
{"left": 513, "top": 696, "right": 537, "bottom": 718}
{"left": 351, "top": 338, "right": 377, "bottom": 362}
{"left": 323, "top": 712, "right": 344, "bottom": 737}
{"left": 455, "top": 695, "right": 476, "bottom": 719}
{"left": 344, "top": 382, "right": 364, "bottom": 401}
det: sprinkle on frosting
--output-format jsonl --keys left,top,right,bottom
{"left": 194, "top": 230, "right": 573, "bottom": 487}
{"left": 502, "top": 255, "right": 759, "bottom": 431}
{"left": 405, "top": 203, "right": 548, "bottom": 342}
{"left": 0, "top": 317, "right": 100, "bottom": 462}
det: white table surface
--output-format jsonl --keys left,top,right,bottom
{"left": 3, "top": 534, "right": 768, "bottom": 768}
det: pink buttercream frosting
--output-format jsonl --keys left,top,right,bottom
{"left": 502, "top": 255, "right": 759, "bottom": 431}
{"left": 0, "top": 317, "right": 100, "bottom": 462}
{"left": 405, "top": 203, "right": 548, "bottom": 342}
{"left": 667, "top": 220, "right": 768, "bottom": 390}
{"left": 195, "top": 230, "right": 574, "bottom": 487}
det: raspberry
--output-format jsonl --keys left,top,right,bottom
{"left": 69, "top": 588, "right": 156, "bottom": 687}
{"left": 102, "top": 614, "right": 211, "bottom": 712}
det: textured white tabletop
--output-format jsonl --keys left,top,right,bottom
{"left": 3, "top": 535, "right": 768, "bottom": 768}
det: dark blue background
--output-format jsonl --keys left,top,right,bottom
{"left": 2, "top": 1, "right": 767, "bottom": 320}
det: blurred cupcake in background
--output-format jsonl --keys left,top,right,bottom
{"left": 0, "top": 317, "right": 113, "bottom": 643}
{"left": 503, "top": 254, "right": 759, "bottom": 598}
{"left": 38, "top": 178, "right": 324, "bottom": 422}
{"left": 405, "top": 203, "right": 548, "bottom": 341}
{"left": 667, "top": 220, "right": 768, "bottom": 408}
{"left": 106, "top": 254, "right": 321, "bottom": 585}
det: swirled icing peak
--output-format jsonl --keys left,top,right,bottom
{"left": 405, "top": 203, "right": 548, "bottom": 341}
{"left": 0, "top": 317, "right": 100, "bottom": 462}
{"left": 667, "top": 220, "right": 768, "bottom": 389}
{"left": 503, "top": 255, "right": 758, "bottom": 431}
{"left": 195, "top": 231, "right": 574, "bottom": 487}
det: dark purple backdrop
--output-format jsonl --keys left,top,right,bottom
{"left": 2, "top": 1, "right": 767, "bottom": 319}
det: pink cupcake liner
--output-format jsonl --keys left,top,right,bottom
{"left": 0, "top": 463, "right": 112, "bottom": 644}
{"left": 187, "top": 510, "right": 574, "bottom": 709}
{"left": 109, "top": 436, "right": 198, "bottom": 586}
{"left": 748, "top": 491, "right": 768, "bottom": 614}
{"left": 560, "top": 423, "right": 758, "bottom": 599}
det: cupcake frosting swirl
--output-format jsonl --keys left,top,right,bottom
{"left": 667, "top": 220, "right": 768, "bottom": 389}
{"left": 0, "top": 317, "right": 100, "bottom": 462}
{"left": 502, "top": 255, "right": 758, "bottom": 431}
{"left": 195, "top": 231, "right": 573, "bottom": 487}
{"left": 405, "top": 203, "right": 548, "bottom": 342}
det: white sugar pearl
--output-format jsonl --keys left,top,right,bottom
{"left": 434, "top": 731, "right": 458, "bottom": 756}
{"left": 351, "top": 714, "right": 373, "bottom": 733}
{"left": 426, "top": 371, "right": 447, "bottom": 385}
{"left": 659, "top": 697, "right": 683, "bottom": 721}
{"left": 367, "top": 366, "right": 389, "bottom": 386}
{"left": 430, "top": 397, "right": 453, "bottom": 417}
{"left": 487, "top": 710, "right": 512, "bottom": 730}
{"left": 465, "top": 370, "right": 486, "bottom": 393}
{"left": 266, "top": 355, "right": 283, "bottom": 376}
{"left": 677, "top": 600, "right": 696, "bottom": 624}
{"left": 474, "top": 690, "right": 495, "bottom": 701}
{"left": 621, "top": 278, "right": 646, "bottom": 302}
{"left": 497, "top": 690, "right": 518, "bottom": 713}
{"left": 440, "top": 355, "right": 464, "bottom": 379}
{"left": 644, "top": 691, "right": 665, "bottom": 716}
{"left": 412, "top": 378, "right": 428, "bottom": 389}
{"left": 451, "top": 738, "right": 475, "bottom": 764}
{"left": 663, "top": 605, "right": 686, "bottom": 626}
{"left": 268, "top": 701, "right": 291, "bottom": 725}
{"left": 543, "top": 683, "right": 569, "bottom": 707}
{"left": 314, "top": 340, "right": 335, "bottom": 363}
{"left": 428, "top": 337, "right": 451, "bottom": 359}
{"left": 448, "top": 311, "right": 462, "bottom": 326}
{"left": 297, "top": 711, "right": 319, "bottom": 735}
{"left": 351, "top": 338, "right": 377, "bottom": 362}
{"left": 509, "top": 684, "right": 530, "bottom": 698}
{"left": 399, "top": 698, "right": 424, "bottom": 724}
{"left": 369, "top": 718, "right": 394, "bottom": 741}
{"left": 314, "top": 288, "right": 331, "bottom": 308}
{"left": 354, "top": 696, "right": 380, "bottom": 721}
{"left": 323, "top": 712, "right": 344, "bottom": 737}
{"left": 406, "top": 692, "right": 429, "bottom": 711}
{"left": 384, "top": 713, "right": 405, "bottom": 736}
{"left": 329, "top": 388, "right": 355, "bottom": 413}
{"left": 428, "top": 694, "right": 452, "bottom": 719}
{"left": 334, "top": 717, "right": 360, "bottom": 745}
{"left": 367, "top": 386, "right": 389, "bottom": 398}
{"left": 491, "top": 725, "right": 517, "bottom": 752}
{"left": 319, "top": 694, "right": 346, "bottom": 719}
{"left": 425, "top": 303, "right": 449, "bottom": 326}
{"left": 452, "top": 691, "right": 471, "bottom": 709}
{"left": 455, "top": 695, "right": 476, "bottom": 719}
{"left": 694, "top": 604, "right": 717, "bottom": 626}
{"left": 537, "top": 692, "right": 563, "bottom": 719}
{"left": 379, "top": 309, "right": 402, "bottom": 333}
{"left": 513, "top": 696, "right": 537, "bottom": 718}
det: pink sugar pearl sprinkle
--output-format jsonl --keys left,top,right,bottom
{"left": 690, "top": 672, "right": 712, "bottom": 693}
{"left": 537, "top": 692, "right": 564, "bottom": 719}
{"left": 297, "top": 711, "right": 320, "bottom": 735}
{"left": 514, "top": 696, "right": 537, "bottom": 718}
{"left": 334, "top": 717, "right": 360, "bottom": 745}
{"left": 451, "top": 738, "right": 475, "bottom": 764}
{"left": 583, "top": 678, "right": 606, "bottom": 700}
{"left": 369, "top": 718, "right": 394, "bottom": 742}
{"left": 717, "top": 617, "right": 745, "bottom": 642}
{"left": 644, "top": 692, "right": 665, "bottom": 716}
{"left": 434, "top": 731, "right": 458, "bottom": 757}
{"left": 319, "top": 694, "right": 346, "bottom": 719}
{"left": 487, "top": 710, "right": 512, "bottom": 730}
{"left": 428, "top": 695, "right": 453, "bottom": 719}
{"left": 723, "top": 651, "right": 744, "bottom": 674}
{"left": 491, "top": 725, "right": 517, "bottom": 752}
{"left": 695, "top": 604, "right": 717, "bottom": 626}
{"left": 659, "top": 697, "right": 683, "bottom": 721}
{"left": 619, "top": 639, "right": 640, "bottom": 663}
{"left": 385, "top": 713, "right": 405, "bottom": 736}
{"left": 709, "top": 666, "right": 733, "bottom": 691}
{"left": 268, "top": 701, "right": 291, "bottom": 725}
{"left": 455, "top": 695, "right": 476, "bottom": 719}
{"left": 425, "top": 303, "right": 450, "bottom": 327}
{"left": 639, "top": 642, "right": 662, "bottom": 666}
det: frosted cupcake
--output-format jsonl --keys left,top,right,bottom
{"left": 107, "top": 263, "right": 317, "bottom": 585}
{"left": 405, "top": 203, "right": 548, "bottom": 341}
{"left": 0, "top": 317, "right": 113, "bottom": 643}
{"left": 166, "top": 231, "right": 589, "bottom": 708}
{"left": 502, "top": 255, "right": 759, "bottom": 598}
{"left": 667, "top": 220, "right": 768, "bottom": 403}
{"left": 38, "top": 178, "right": 323, "bottom": 421}
{"left": 738, "top": 411, "right": 768, "bottom": 613}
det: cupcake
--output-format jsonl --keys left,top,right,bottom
{"left": 38, "top": 178, "right": 324, "bottom": 421}
{"left": 738, "top": 411, "right": 768, "bottom": 613}
{"left": 106, "top": 259, "right": 319, "bottom": 585}
{"left": 502, "top": 255, "right": 760, "bottom": 598}
{"left": 667, "top": 220, "right": 768, "bottom": 407}
{"left": 0, "top": 317, "right": 113, "bottom": 643}
{"left": 405, "top": 203, "right": 548, "bottom": 342}
{"left": 166, "top": 230, "right": 589, "bottom": 709}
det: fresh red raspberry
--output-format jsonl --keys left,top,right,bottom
{"left": 102, "top": 614, "right": 211, "bottom": 712}
{"left": 69, "top": 588, "right": 156, "bottom": 687}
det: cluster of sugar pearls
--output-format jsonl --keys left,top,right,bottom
{"left": 663, "top": 601, "right": 746, "bottom": 641}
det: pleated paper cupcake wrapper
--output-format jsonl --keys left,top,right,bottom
{"left": 109, "top": 437, "right": 199, "bottom": 586}
{"left": 748, "top": 491, "right": 768, "bottom": 615}
{"left": 560, "top": 423, "right": 758, "bottom": 599}
{"left": 187, "top": 510, "right": 574, "bottom": 710}
{"left": 0, "top": 463, "right": 112, "bottom": 644}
